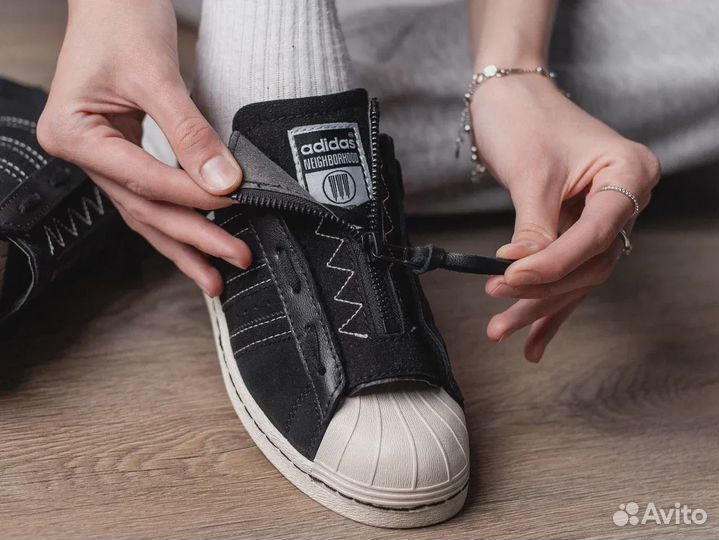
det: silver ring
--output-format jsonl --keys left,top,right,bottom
{"left": 619, "top": 229, "right": 632, "bottom": 255}
{"left": 598, "top": 185, "right": 641, "bottom": 217}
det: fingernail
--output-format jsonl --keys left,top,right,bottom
{"left": 489, "top": 281, "right": 520, "bottom": 297}
{"left": 507, "top": 270, "right": 541, "bottom": 286}
{"left": 496, "top": 241, "right": 538, "bottom": 258}
{"left": 226, "top": 256, "right": 249, "bottom": 270}
{"left": 198, "top": 281, "right": 212, "bottom": 296}
{"left": 495, "top": 246, "right": 512, "bottom": 259}
{"left": 527, "top": 346, "right": 544, "bottom": 363}
{"left": 200, "top": 155, "right": 241, "bottom": 192}
{"left": 510, "top": 240, "right": 538, "bottom": 251}
{"left": 230, "top": 249, "right": 252, "bottom": 270}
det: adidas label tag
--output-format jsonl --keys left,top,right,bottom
{"left": 287, "top": 122, "right": 372, "bottom": 207}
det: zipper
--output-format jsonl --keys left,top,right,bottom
{"left": 235, "top": 188, "right": 511, "bottom": 274}
{"left": 236, "top": 186, "right": 398, "bottom": 334}
{"left": 232, "top": 100, "right": 400, "bottom": 334}
{"left": 234, "top": 189, "right": 359, "bottom": 235}
{"left": 367, "top": 98, "right": 382, "bottom": 242}
{"left": 365, "top": 97, "right": 398, "bottom": 333}
{"left": 231, "top": 97, "right": 507, "bottom": 334}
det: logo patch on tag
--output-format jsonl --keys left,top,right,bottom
{"left": 287, "top": 122, "right": 371, "bottom": 207}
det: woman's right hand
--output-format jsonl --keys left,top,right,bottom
{"left": 38, "top": 0, "right": 250, "bottom": 296}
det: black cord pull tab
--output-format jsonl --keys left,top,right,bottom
{"left": 363, "top": 233, "right": 511, "bottom": 275}
{"left": 402, "top": 245, "right": 511, "bottom": 275}
{"left": 433, "top": 247, "right": 511, "bottom": 275}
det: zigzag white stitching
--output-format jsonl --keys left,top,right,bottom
{"left": 227, "top": 262, "right": 267, "bottom": 284}
{"left": 0, "top": 157, "right": 26, "bottom": 178}
{"left": 0, "top": 136, "right": 46, "bottom": 166}
{"left": 0, "top": 116, "right": 36, "bottom": 132}
{"left": 230, "top": 314, "right": 287, "bottom": 339}
{"left": 314, "top": 217, "right": 368, "bottom": 339}
{"left": 44, "top": 186, "right": 105, "bottom": 256}
{"left": 381, "top": 184, "right": 394, "bottom": 240}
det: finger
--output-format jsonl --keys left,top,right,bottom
{"left": 486, "top": 239, "right": 622, "bottom": 299}
{"left": 115, "top": 206, "right": 224, "bottom": 297}
{"left": 40, "top": 113, "right": 233, "bottom": 211}
{"left": 524, "top": 292, "right": 587, "bottom": 362}
{"left": 486, "top": 289, "right": 584, "bottom": 342}
{"left": 496, "top": 180, "right": 563, "bottom": 261}
{"left": 99, "top": 135, "right": 235, "bottom": 210}
{"left": 93, "top": 174, "right": 252, "bottom": 268}
{"left": 504, "top": 179, "right": 643, "bottom": 288}
{"left": 143, "top": 77, "right": 242, "bottom": 195}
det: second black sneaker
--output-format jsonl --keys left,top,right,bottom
{"left": 206, "top": 89, "right": 508, "bottom": 527}
{"left": 0, "top": 78, "right": 118, "bottom": 325}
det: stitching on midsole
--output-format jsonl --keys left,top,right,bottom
{"left": 210, "top": 298, "right": 468, "bottom": 513}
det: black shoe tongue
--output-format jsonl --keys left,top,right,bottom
{"left": 232, "top": 89, "right": 374, "bottom": 219}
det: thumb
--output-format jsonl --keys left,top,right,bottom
{"left": 497, "top": 186, "right": 561, "bottom": 260}
{"left": 146, "top": 78, "right": 241, "bottom": 196}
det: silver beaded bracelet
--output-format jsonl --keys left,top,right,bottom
{"left": 455, "top": 64, "right": 567, "bottom": 181}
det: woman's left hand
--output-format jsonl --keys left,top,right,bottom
{"left": 471, "top": 74, "right": 661, "bottom": 362}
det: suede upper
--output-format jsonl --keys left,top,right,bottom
{"left": 0, "top": 78, "right": 118, "bottom": 323}
{"left": 210, "top": 90, "right": 462, "bottom": 459}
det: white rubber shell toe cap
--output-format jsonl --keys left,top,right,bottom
{"left": 312, "top": 384, "right": 470, "bottom": 511}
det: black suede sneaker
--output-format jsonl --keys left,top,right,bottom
{"left": 0, "top": 79, "right": 117, "bottom": 324}
{"left": 206, "top": 89, "right": 508, "bottom": 527}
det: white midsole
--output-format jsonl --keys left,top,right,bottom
{"left": 204, "top": 293, "right": 468, "bottom": 528}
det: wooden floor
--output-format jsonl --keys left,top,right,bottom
{"left": 1, "top": 2, "right": 717, "bottom": 539}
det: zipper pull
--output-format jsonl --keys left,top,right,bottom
{"left": 362, "top": 233, "right": 510, "bottom": 275}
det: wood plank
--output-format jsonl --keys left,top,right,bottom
{"left": 0, "top": 2, "right": 717, "bottom": 538}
